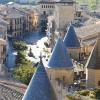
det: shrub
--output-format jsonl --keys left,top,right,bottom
{"left": 66, "top": 95, "right": 82, "bottom": 100}
{"left": 16, "top": 51, "right": 26, "bottom": 64}
{"left": 79, "top": 90, "right": 90, "bottom": 96}
{"left": 14, "top": 62, "right": 36, "bottom": 85}
{"left": 13, "top": 41, "right": 27, "bottom": 51}
{"left": 90, "top": 91, "right": 96, "bottom": 99}
{"left": 94, "top": 89, "right": 100, "bottom": 99}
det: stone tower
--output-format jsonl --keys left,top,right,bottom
{"left": 22, "top": 60, "right": 57, "bottom": 100}
{"left": 47, "top": 38, "right": 74, "bottom": 87}
{"left": 63, "top": 24, "right": 81, "bottom": 61}
{"left": 54, "top": 0, "right": 75, "bottom": 32}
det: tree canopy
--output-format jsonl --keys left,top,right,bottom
{"left": 76, "top": 0, "right": 96, "bottom": 10}
{"left": 14, "top": 62, "right": 36, "bottom": 85}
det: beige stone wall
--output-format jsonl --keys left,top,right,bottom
{"left": 39, "top": 3, "right": 55, "bottom": 15}
{"left": 82, "top": 45, "right": 93, "bottom": 56}
{"left": 47, "top": 68, "right": 74, "bottom": 86}
{"left": 86, "top": 68, "right": 100, "bottom": 88}
{"left": 0, "top": 39, "right": 6, "bottom": 64}
{"left": 54, "top": 3, "right": 75, "bottom": 30}
{"left": 68, "top": 48, "right": 81, "bottom": 60}
{"left": 67, "top": 45, "right": 93, "bottom": 61}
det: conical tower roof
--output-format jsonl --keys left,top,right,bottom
{"left": 86, "top": 37, "right": 100, "bottom": 69}
{"left": 48, "top": 38, "right": 73, "bottom": 69}
{"left": 22, "top": 61, "right": 57, "bottom": 100}
{"left": 63, "top": 24, "right": 80, "bottom": 48}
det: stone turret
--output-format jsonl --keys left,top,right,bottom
{"left": 22, "top": 59, "right": 57, "bottom": 100}
{"left": 47, "top": 37, "right": 74, "bottom": 87}
{"left": 63, "top": 24, "right": 82, "bottom": 61}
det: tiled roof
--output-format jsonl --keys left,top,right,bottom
{"left": 75, "top": 24, "right": 100, "bottom": 40}
{"left": 48, "top": 38, "right": 73, "bottom": 69}
{"left": 39, "top": 0, "right": 55, "bottom": 3}
{"left": 64, "top": 24, "right": 80, "bottom": 48}
{"left": 56, "top": 0, "right": 75, "bottom": 3}
{"left": 86, "top": 36, "right": 100, "bottom": 69}
{"left": 39, "top": 0, "right": 74, "bottom": 3}
{"left": 22, "top": 61, "right": 57, "bottom": 100}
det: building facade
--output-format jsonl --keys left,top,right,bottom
{"left": 38, "top": 0, "right": 55, "bottom": 15}
{"left": 0, "top": 18, "right": 8, "bottom": 75}
{"left": 54, "top": 1, "right": 75, "bottom": 32}
{"left": 86, "top": 35, "right": 100, "bottom": 88}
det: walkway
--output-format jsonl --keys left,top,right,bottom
{"left": 6, "top": 31, "right": 46, "bottom": 70}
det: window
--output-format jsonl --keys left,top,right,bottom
{"left": 15, "top": 19, "right": 16, "bottom": 24}
{"left": 98, "top": 81, "right": 100, "bottom": 86}
{"left": 46, "top": 5, "right": 47, "bottom": 8}
{"left": 20, "top": 18, "right": 21, "bottom": 24}
{"left": 42, "top": 5, "right": 43, "bottom": 8}
{"left": 63, "top": 76, "right": 65, "bottom": 82}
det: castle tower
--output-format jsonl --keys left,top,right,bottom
{"left": 63, "top": 24, "right": 81, "bottom": 61}
{"left": 86, "top": 35, "right": 100, "bottom": 88}
{"left": 22, "top": 60, "right": 57, "bottom": 100}
{"left": 47, "top": 38, "right": 74, "bottom": 87}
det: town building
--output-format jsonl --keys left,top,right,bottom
{"left": 86, "top": 34, "right": 100, "bottom": 88}
{"left": 38, "top": 0, "right": 55, "bottom": 15}
{"left": 4, "top": 7, "right": 25, "bottom": 38}
{"left": 0, "top": 4, "right": 39, "bottom": 39}
{"left": 0, "top": 18, "right": 8, "bottom": 75}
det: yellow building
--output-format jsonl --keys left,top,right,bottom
{"left": 24, "top": 9, "right": 39, "bottom": 32}
{"left": 86, "top": 35, "right": 100, "bottom": 88}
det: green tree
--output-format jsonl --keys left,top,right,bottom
{"left": 76, "top": 0, "right": 96, "bottom": 10}
{"left": 16, "top": 51, "right": 26, "bottom": 65}
{"left": 13, "top": 41, "right": 27, "bottom": 51}
{"left": 88, "top": 0, "right": 96, "bottom": 10}
{"left": 14, "top": 61, "right": 36, "bottom": 85}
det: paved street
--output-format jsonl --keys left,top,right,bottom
{"left": 6, "top": 31, "right": 47, "bottom": 70}
{"left": 6, "top": 40, "right": 17, "bottom": 71}
{"left": 24, "top": 32, "right": 49, "bottom": 64}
